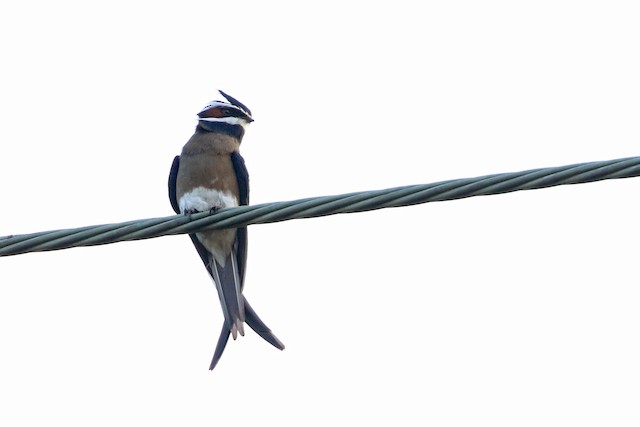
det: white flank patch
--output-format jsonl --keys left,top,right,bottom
{"left": 178, "top": 187, "right": 238, "bottom": 213}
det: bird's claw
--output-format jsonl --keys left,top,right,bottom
{"left": 183, "top": 208, "right": 199, "bottom": 219}
{"left": 181, "top": 207, "right": 219, "bottom": 218}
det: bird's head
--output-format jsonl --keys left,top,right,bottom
{"left": 196, "top": 90, "right": 253, "bottom": 138}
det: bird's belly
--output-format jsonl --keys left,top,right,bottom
{"left": 197, "top": 228, "right": 237, "bottom": 266}
{"left": 178, "top": 186, "right": 238, "bottom": 213}
{"left": 179, "top": 187, "right": 239, "bottom": 266}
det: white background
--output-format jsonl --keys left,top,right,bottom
{"left": 1, "top": 1, "right": 639, "bottom": 426}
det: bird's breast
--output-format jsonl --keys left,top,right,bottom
{"left": 175, "top": 151, "right": 240, "bottom": 212}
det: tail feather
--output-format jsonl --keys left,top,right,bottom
{"left": 206, "top": 250, "right": 285, "bottom": 370}
{"left": 210, "top": 254, "right": 245, "bottom": 338}
{"left": 207, "top": 298, "right": 284, "bottom": 370}
{"left": 209, "top": 325, "right": 231, "bottom": 371}
{"left": 244, "top": 297, "right": 285, "bottom": 350}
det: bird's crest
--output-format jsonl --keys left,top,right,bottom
{"left": 198, "top": 89, "right": 252, "bottom": 120}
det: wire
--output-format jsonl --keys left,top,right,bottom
{"left": 1, "top": 156, "right": 639, "bottom": 257}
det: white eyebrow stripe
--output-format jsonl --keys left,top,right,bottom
{"left": 198, "top": 116, "right": 251, "bottom": 126}
{"left": 198, "top": 101, "right": 250, "bottom": 116}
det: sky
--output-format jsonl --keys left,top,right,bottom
{"left": 1, "top": 1, "right": 639, "bottom": 425}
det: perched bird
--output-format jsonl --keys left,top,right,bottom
{"left": 168, "top": 90, "right": 284, "bottom": 370}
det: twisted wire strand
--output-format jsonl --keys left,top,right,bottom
{"left": 1, "top": 156, "right": 639, "bottom": 257}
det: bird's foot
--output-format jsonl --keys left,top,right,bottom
{"left": 182, "top": 208, "right": 199, "bottom": 219}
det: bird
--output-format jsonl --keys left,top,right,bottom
{"left": 168, "top": 90, "right": 284, "bottom": 370}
